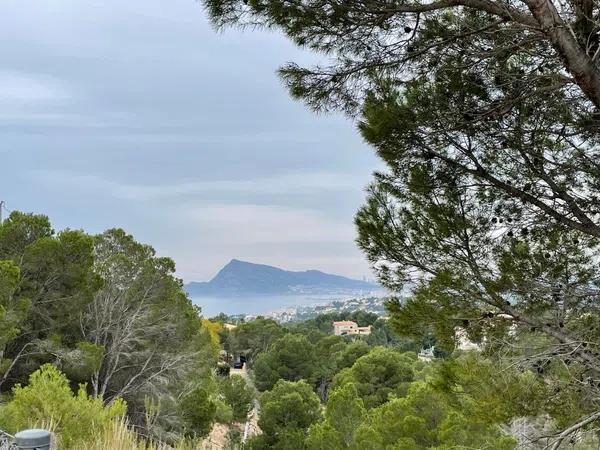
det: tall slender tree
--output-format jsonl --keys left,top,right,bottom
{"left": 82, "top": 229, "right": 217, "bottom": 437}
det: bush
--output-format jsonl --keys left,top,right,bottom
{"left": 253, "top": 334, "right": 316, "bottom": 391}
{"left": 219, "top": 375, "right": 255, "bottom": 422}
{"left": 225, "top": 427, "right": 242, "bottom": 449}
{"left": 0, "top": 364, "right": 126, "bottom": 448}
{"left": 179, "top": 387, "right": 216, "bottom": 437}
{"left": 86, "top": 419, "right": 206, "bottom": 450}
{"left": 214, "top": 399, "right": 234, "bottom": 424}
{"left": 332, "top": 347, "right": 415, "bottom": 408}
{"left": 256, "top": 380, "right": 321, "bottom": 449}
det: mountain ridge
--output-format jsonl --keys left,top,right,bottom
{"left": 185, "top": 259, "right": 376, "bottom": 297}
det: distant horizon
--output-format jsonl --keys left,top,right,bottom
{"left": 184, "top": 258, "right": 377, "bottom": 284}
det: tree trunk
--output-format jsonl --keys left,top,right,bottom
{"left": 525, "top": 0, "right": 600, "bottom": 108}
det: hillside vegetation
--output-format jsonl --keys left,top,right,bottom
{"left": 217, "top": 313, "right": 599, "bottom": 449}
{"left": 0, "top": 212, "right": 247, "bottom": 448}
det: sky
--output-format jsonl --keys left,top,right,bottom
{"left": 0, "top": 0, "right": 382, "bottom": 282}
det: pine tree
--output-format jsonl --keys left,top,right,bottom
{"left": 204, "top": 0, "right": 600, "bottom": 443}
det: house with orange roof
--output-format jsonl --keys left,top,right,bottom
{"left": 333, "top": 320, "right": 371, "bottom": 336}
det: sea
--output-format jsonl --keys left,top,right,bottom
{"left": 191, "top": 294, "right": 370, "bottom": 317}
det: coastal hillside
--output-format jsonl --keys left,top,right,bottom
{"left": 185, "top": 259, "right": 376, "bottom": 296}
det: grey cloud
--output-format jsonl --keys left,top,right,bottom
{"left": 1, "top": 0, "right": 381, "bottom": 281}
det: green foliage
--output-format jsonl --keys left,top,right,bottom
{"left": 219, "top": 374, "right": 255, "bottom": 421}
{"left": 432, "top": 353, "right": 547, "bottom": 424}
{"left": 332, "top": 347, "right": 416, "bottom": 408}
{"left": 204, "top": 1, "right": 600, "bottom": 443}
{"left": 365, "top": 318, "right": 421, "bottom": 350}
{"left": 0, "top": 213, "right": 217, "bottom": 445}
{"left": 223, "top": 317, "right": 286, "bottom": 365}
{"left": 253, "top": 334, "right": 316, "bottom": 391}
{"left": 0, "top": 260, "right": 29, "bottom": 366}
{"left": 354, "top": 61, "right": 600, "bottom": 446}
{"left": 224, "top": 314, "right": 414, "bottom": 403}
{"left": 291, "top": 311, "right": 379, "bottom": 335}
{"left": 352, "top": 382, "right": 516, "bottom": 450}
{"left": 312, "top": 336, "right": 371, "bottom": 401}
{"left": 21, "top": 229, "right": 98, "bottom": 337}
{"left": 179, "top": 387, "right": 216, "bottom": 438}
{"left": 0, "top": 364, "right": 126, "bottom": 448}
{"left": 83, "top": 228, "right": 217, "bottom": 439}
{"left": 306, "top": 383, "right": 365, "bottom": 449}
{"left": 225, "top": 426, "right": 242, "bottom": 449}
{"left": 323, "top": 384, "right": 365, "bottom": 444}
{"left": 0, "top": 213, "right": 99, "bottom": 389}
{"left": 61, "top": 341, "right": 105, "bottom": 381}
{"left": 334, "top": 340, "right": 370, "bottom": 370}
{"left": 0, "top": 212, "right": 53, "bottom": 259}
{"left": 306, "top": 352, "right": 518, "bottom": 449}
{"left": 252, "top": 380, "right": 321, "bottom": 450}
{"left": 306, "top": 423, "right": 343, "bottom": 450}
{"left": 214, "top": 398, "right": 234, "bottom": 424}
{"left": 352, "top": 36, "right": 600, "bottom": 448}
{"left": 311, "top": 335, "right": 346, "bottom": 397}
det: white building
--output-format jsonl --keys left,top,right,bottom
{"left": 418, "top": 347, "right": 435, "bottom": 362}
{"left": 333, "top": 320, "right": 371, "bottom": 336}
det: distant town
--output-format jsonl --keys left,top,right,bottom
{"left": 241, "top": 296, "right": 388, "bottom": 323}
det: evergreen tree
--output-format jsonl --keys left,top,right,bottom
{"left": 0, "top": 213, "right": 218, "bottom": 443}
{"left": 204, "top": 1, "right": 600, "bottom": 442}
{"left": 0, "top": 212, "right": 98, "bottom": 390}
{"left": 253, "top": 333, "right": 316, "bottom": 391}
{"left": 351, "top": 382, "right": 516, "bottom": 449}
{"left": 225, "top": 317, "right": 286, "bottom": 365}
{"left": 219, "top": 374, "right": 255, "bottom": 421}
{"left": 332, "top": 347, "right": 416, "bottom": 408}
{"left": 251, "top": 379, "right": 321, "bottom": 450}
{"left": 306, "top": 383, "right": 365, "bottom": 449}
{"left": 82, "top": 228, "right": 217, "bottom": 439}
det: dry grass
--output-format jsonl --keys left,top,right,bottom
{"left": 84, "top": 420, "right": 151, "bottom": 450}
{"left": 50, "top": 419, "right": 203, "bottom": 450}
{"left": 27, "top": 417, "right": 209, "bottom": 449}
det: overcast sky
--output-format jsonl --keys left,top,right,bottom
{"left": 1, "top": 0, "right": 382, "bottom": 282}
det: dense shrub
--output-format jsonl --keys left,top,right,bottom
{"left": 219, "top": 375, "right": 255, "bottom": 422}
{"left": 249, "top": 380, "right": 321, "bottom": 449}
{"left": 0, "top": 364, "right": 126, "bottom": 448}
{"left": 179, "top": 387, "right": 216, "bottom": 438}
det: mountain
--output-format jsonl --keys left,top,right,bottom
{"left": 185, "top": 259, "right": 377, "bottom": 297}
